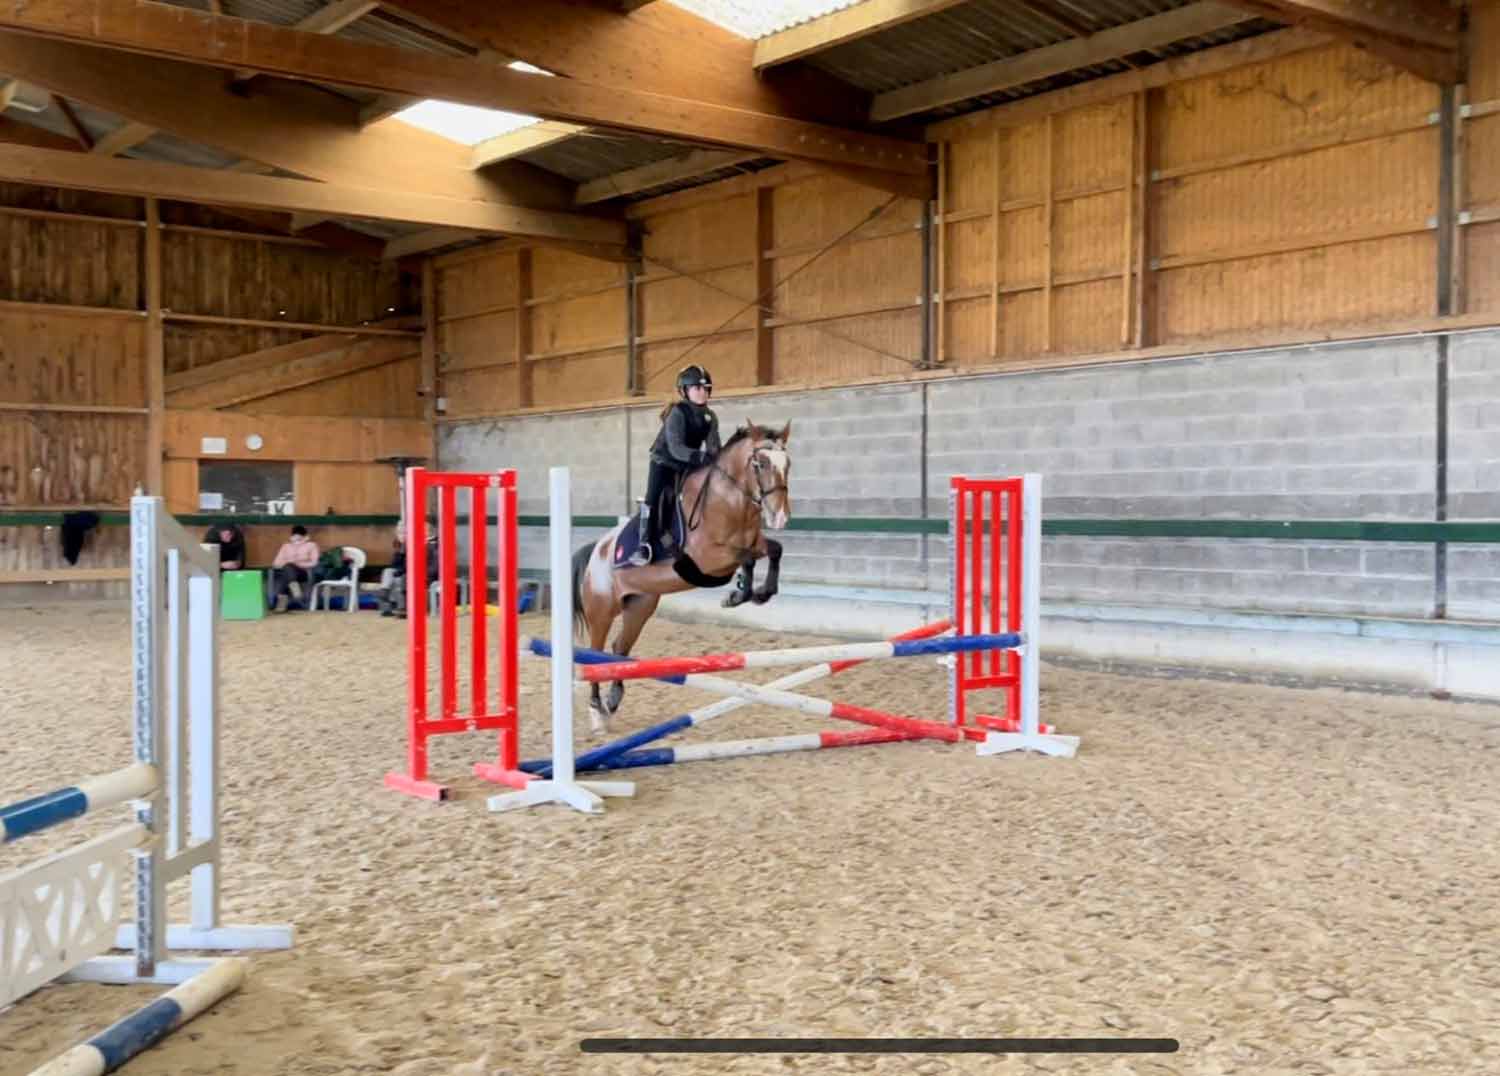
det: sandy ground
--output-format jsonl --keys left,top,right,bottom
{"left": 2, "top": 601, "right": 1499, "bottom": 1076}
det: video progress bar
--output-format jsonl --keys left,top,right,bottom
{"left": 581, "top": 1038, "right": 1180, "bottom": 1054}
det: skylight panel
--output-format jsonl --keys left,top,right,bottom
{"left": 388, "top": 61, "right": 555, "bottom": 146}
{"left": 666, "top": 0, "right": 865, "bottom": 39}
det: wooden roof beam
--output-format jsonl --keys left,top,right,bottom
{"left": 382, "top": 0, "right": 873, "bottom": 127}
{"left": 1225, "top": 0, "right": 1461, "bottom": 83}
{"left": 0, "top": 142, "right": 630, "bottom": 251}
{"left": 0, "top": 1, "right": 924, "bottom": 178}
{"left": 0, "top": 33, "right": 583, "bottom": 212}
{"left": 231, "top": 0, "right": 382, "bottom": 82}
{"left": 471, "top": 121, "right": 588, "bottom": 170}
{"left": 754, "top": 0, "right": 973, "bottom": 70}
{"left": 871, "top": 1, "right": 1257, "bottom": 121}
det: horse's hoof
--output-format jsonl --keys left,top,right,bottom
{"left": 752, "top": 590, "right": 775, "bottom": 605}
{"left": 722, "top": 592, "right": 747, "bottom": 608}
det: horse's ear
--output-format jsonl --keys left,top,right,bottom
{"left": 778, "top": 420, "right": 791, "bottom": 444}
{"left": 745, "top": 418, "right": 761, "bottom": 439}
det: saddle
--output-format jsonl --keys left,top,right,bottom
{"left": 612, "top": 475, "right": 687, "bottom": 569}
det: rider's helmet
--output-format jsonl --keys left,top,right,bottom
{"left": 676, "top": 364, "right": 713, "bottom": 399}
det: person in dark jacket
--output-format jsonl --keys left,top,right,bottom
{"left": 202, "top": 522, "right": 246, "bottom": 571}
{"left": 627, "top": 363, "right": 721, "bottom": 566}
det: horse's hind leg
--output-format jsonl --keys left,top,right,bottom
{"left": 605, "top": 593, "right": 660, "bottom": 716}
{"left": 583, "top": 589, "right": 617, "bottom": 735}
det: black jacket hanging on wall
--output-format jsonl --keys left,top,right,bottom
{"left": 60, "top": 511, "right": 100, "bottom": 565}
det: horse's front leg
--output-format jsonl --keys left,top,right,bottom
{"left": 752, "top": 538, "right": 782, "bottom": 604}
{"left": 721, "top": 554, "right": 756, "bottom": 608}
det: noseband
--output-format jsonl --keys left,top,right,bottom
{"left": 707, "top": 441, "right": 787, "bottom": 511}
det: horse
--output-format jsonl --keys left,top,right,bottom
{"left": 570, "top": 420, "right": 792, "bottom": 732}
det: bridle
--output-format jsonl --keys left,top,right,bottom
{"left": 744, "top": 443, "right": 789, "bottom": 509}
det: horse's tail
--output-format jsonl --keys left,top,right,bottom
{"left": 569, "top": 541, "right": 593, "bottom": 643}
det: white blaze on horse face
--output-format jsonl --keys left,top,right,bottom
{"left": 760, "top": 447, "right": 791, "bottom": 529}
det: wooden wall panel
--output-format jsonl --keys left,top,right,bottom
{"left": 228, "top": 356, "right": 423, "bottom": 419}
{"left": 163, "top": 410, "right": 428, "bottom": 463}
{"left": 640, "top": 336, "right": 754, "bottom": 395}
{"left": 165, "top": 324, "right": 306, "bottom": 376}
{"left": 1053, "top": 192, "right": 1126, "bottom": 281}
{"left": 642, "top": 196, "right": 755, "bottom": 272}
{"left": 159, "top": 232, "right": 400, "bottom": 324}
{"left": 1, "top": 216, "right": 140, "bottom": 309}
{"left": 1154, "top": 234, "right": 1434, "bottom": 343}
{"left": 772, "top": 234, "right": 921, "bottom": 322}
{"left": 1155, "top": 45, "right": 1437, "bottom": 176}
{"left": 640, "top": 266, "right": 757, "bottom": 341}
{"left": 943, "top": 294, "right": 1048, "bottom": 363}
{"left": 0, "top": 413, "right": 145, "bottom": 506}
{"left": 443, "top": 367, "right": 517, "bottom": 419}
{"left": 295, "top": 462, "right": 401, "bottom": 514}
{"left": 531, "top": 289, "right": 627, "bottom": 356}
{"left": 1052, "top": 278, "right": 1126, "bottom": 355}
{"left": 772, "top": 307, "right": 921, "bottom": 386}
{"left": 1154, "top": 132, "right": 1436, "bottom": 261}
{"left": 1053, "top": 101, "right": 1130, "bottom": 193}
{"left": 531, "top": 348, "right": 630, "bottom": 408}
{"left": 0, "top": 309, "right": 146, "bottom": 407}
{"left": 531, "top": 247, "right": 627, "bottom": 299}
{"left": 0, "top": 524, "right": 130, "bottom": 576}
{"left": 439, "top": 249, "right": 517, "bottom": 319}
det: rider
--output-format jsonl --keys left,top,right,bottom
{"left": 627, "top": 363, "right": 721, "bottom": 566}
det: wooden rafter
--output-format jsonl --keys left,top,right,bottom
{"left": 0, "top": 142, "right": 629, "bottom": 251}
{"left": 1226, "top": 0, "right": 1461, "bottom": 83}
{"left": 231, "top": 0, "right": 382, "bottom": 81}
{"left": 51, "top": 95, "right": 94, "bottom": 149}
{"left": 0, "top": 34, "right": 594, "bottom": 221}
{"left": 0, "top": 1, "right": 922, "bottom": 178}
{"left": 384, "top": 0, "right": 873, "bottom": 127}
{"left": 872, "top": 1, "right": 1257, "bottom": 121}
{"left": 471, "top": 121, "right": 588, "bottom": 170}
{"left": 91, "top": 120, "right": 155, "bottom": 157}
{"left": 753, "top": 0, "right": 972, "bottom": 69}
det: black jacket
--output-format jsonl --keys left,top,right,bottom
{"left": 203, "top": 524, "right": 246, "bottom": 567}
{"left": 650, "top": 401, "right": 721, "bottom": 469}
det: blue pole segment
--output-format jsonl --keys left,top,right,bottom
{"left": 1, "top": 786, "right": 89, "bottom": 843}
{"left": 91, "top": 996, "right": 186, "bottom": 1072}
{"left": 524, "top": 713, "right": 695, "bottom": 778}
{"left": 891, "top": 633, "right": 1021, "bottom": 658}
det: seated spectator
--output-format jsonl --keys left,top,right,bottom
{"left": 267, "top": 525, "right": 319, "bottom": 612}
{"left": 202, "top": 522, "right": 246, "bottom": 571}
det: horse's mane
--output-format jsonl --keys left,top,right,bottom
{"left": 721, "top": 422, "right": 785, "bottom": 452}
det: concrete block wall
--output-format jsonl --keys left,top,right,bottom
{"left": 923, "top": 338, "right": 1442, "bottom": 617}
{"left": 1449, "top": 332, "right": 1500, "bottom": 619}
{"left": 436, "top": 333, "right": 1498, "bottom": 624}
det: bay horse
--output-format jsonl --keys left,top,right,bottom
{"left": 570, "top": 421, "right": 792, "bottom": 732}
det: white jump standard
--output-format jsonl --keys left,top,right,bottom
{"left": 486, "top": 467, "right": 636, "bottom": 815}
{"left": 0, "top": 495, "right": 292, "bottom": 1074}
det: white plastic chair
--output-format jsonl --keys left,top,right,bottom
{"left": 311, "top": 546, "right": 366, "bottom": 613}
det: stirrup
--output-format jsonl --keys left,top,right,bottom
{"left": 625, "top": 543, "right": 653, "bottom": 566}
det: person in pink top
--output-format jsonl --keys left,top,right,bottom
{"left": 268, "top": 524, "right": 320, "bottom": 612}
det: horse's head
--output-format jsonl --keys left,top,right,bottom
{"left": 730, "top": 420, "right": 792, "bottom": 530}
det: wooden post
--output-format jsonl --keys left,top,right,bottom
{"left": 755, "top": 185, "right": 775, "bottom": 385}
{"left": 420, "top": 259, "right": 438, "bottom": 446}
{"left": 1132, "top": 89, "right": 1153, "bottom": 349}
{"left": 1120, "top": 95, "right": 1137, "bottom": 347}
{"left": 935, "top": 139, "right": 947, "bottom": 366}
{"left": 989, "top": 125, "right": 1002, "bottom": 360}
{"left": 1043, "top": 114, "right": 1054, "bottom": 354}
{"left": 144, "top": 197, "right": 164, "bottom": 495}
{"left": 1448, "top": 84, "right": 1467, "bottom": 317}
{"left": 514, "top": 248, "right": 533, "bottom": 409}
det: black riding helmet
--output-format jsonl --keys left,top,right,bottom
{"left": 676, "top": 364, "right": 713, "bottom": 399}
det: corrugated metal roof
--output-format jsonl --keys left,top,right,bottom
{"left": 810, "top": 0, "right": 1278, "bottom": 118}
{"left": 519, "top": 131, "right": 700, "bottom": 184}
